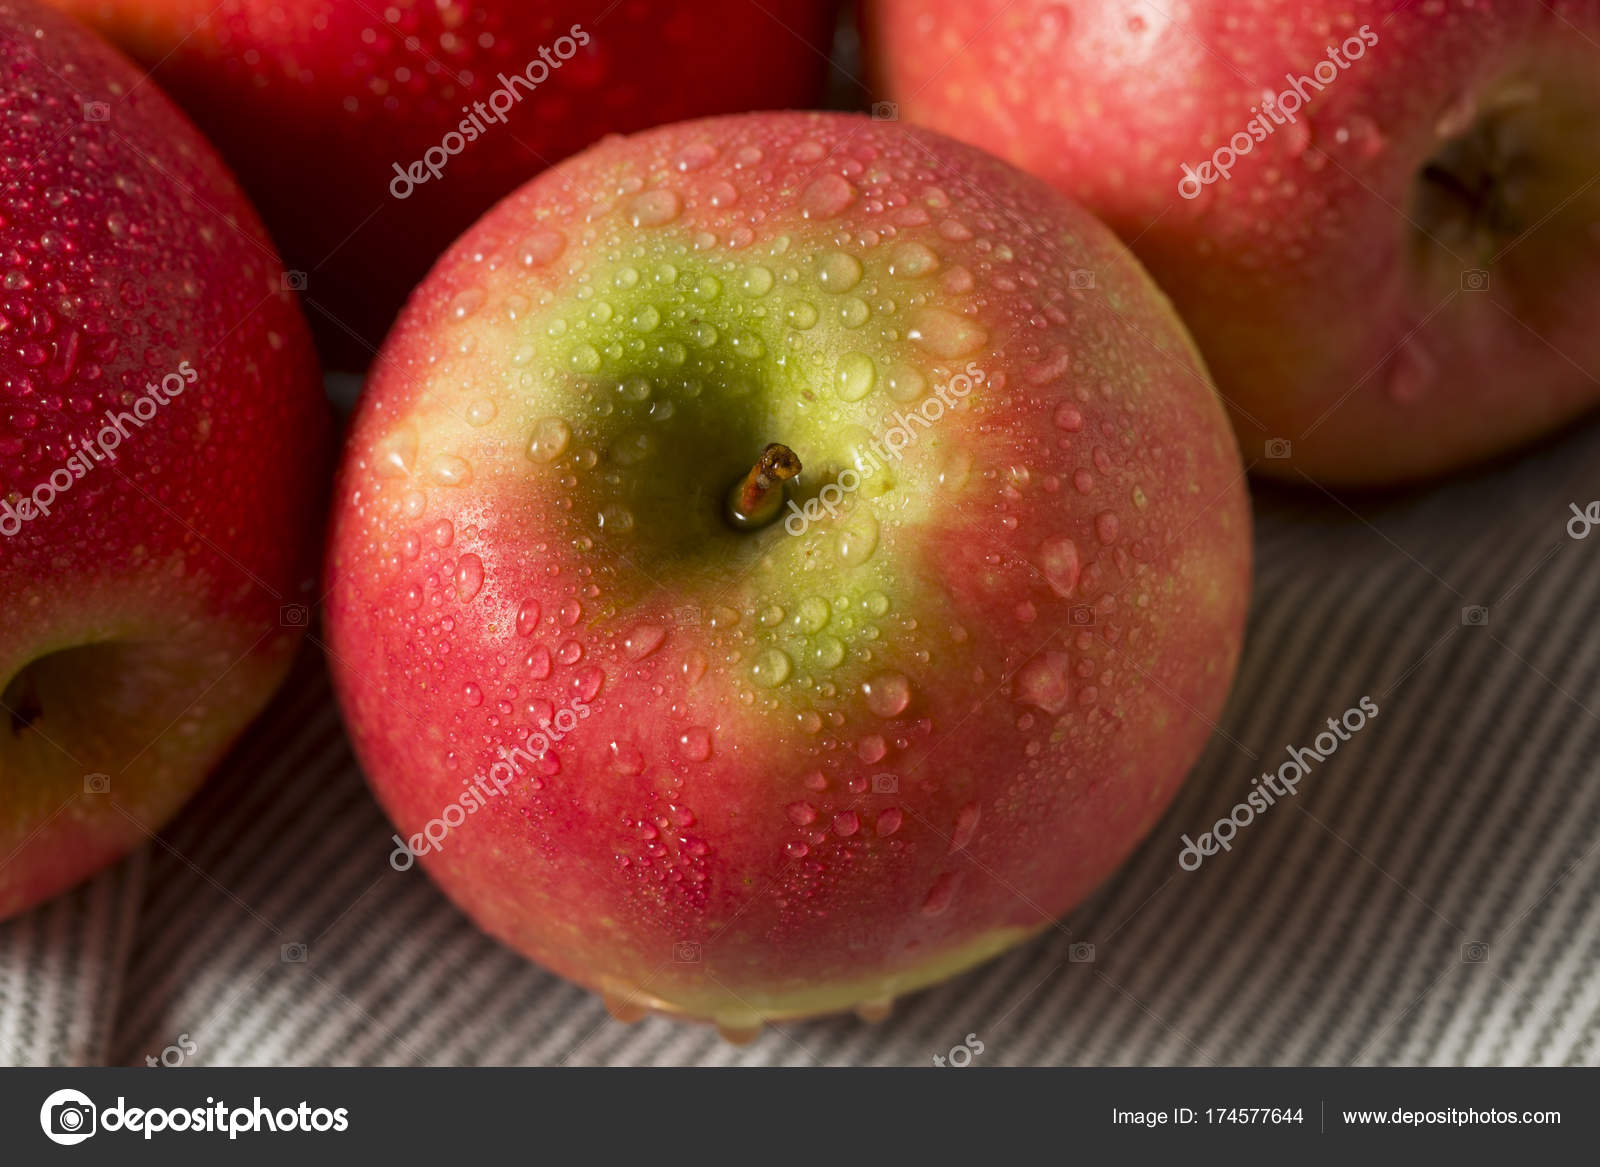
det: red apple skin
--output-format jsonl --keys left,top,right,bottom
{"left": 863, "top": 0, "right": 1600, "bottom": 485}
{"left": 47, "top": 0, "right": 839, "bottom": 366}
{"left": 0, "top": 0, "right": 330, "bottom": 920}
{"left": 325, "top": 111, "right": 1250, "bottom": 1026}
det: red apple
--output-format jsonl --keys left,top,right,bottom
{"left": 47, "top": 0, "right": 839, "bottom": 365}
{"left": 325, "top": 111, "right": 1250, "bottom": 1030}
{"left": 0, "top": 0, "right": 330, "bottom": 920}
{"left": 863, "top": 0, "right": 1600, "bottom": 484}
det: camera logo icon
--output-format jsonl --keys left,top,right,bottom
{"left": 871, "top": 773, "right": 898, "bottom": 794}
{"left": 1461, "top": 268, "right": 1490, "bottom": 292}
{"left": 1069, "top": 269, "right": 1095, "bottom": 290}
{"left": 1068, "top": 942, "right": 1096, "bottom": 963}
{"left": 1264, "top": 438, "right": 1293, "bottom": 459}
{"left": 281, "top": 942, "right": 308, "bottom": 963}
{"left": 673, "top": 940, "right": 702, "bottom": 963}
{"left": 1461, "top": 605, "right": 1489, "bottom": 627}
{"left": 1068, "top": 604, "right": 1095, "bottom": 627}
{"left": 82, "top": 101, "right": 110, "bottom": 123}
{"left": 871, "top": 101, "right": 899, "bottom": 122}
{"left": 40, "top": 1088, "right": 97, "bottom": 1145}
{"left": 1461, "top": 941, "right": 1489, "bottom": 964}
{"left": 84, "top": 772, "right": 111, "bottom": 794}
{"left": 279, "top": 603, "right": 309, "bottom": 627}
{"left": 281, "top": 270, "right": 308, "bottom": 292}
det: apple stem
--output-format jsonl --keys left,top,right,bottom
{"left": 726, "top": 443, "right": 802, "bottom": 531}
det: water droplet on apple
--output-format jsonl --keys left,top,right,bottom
{"left": 920, "top": 871, "right": 962, "bottom": 915}
{"left": 785, "top": 300, "right": 819, "bottom": 329}
{"left": 834, "top": 351, "right": 877, "bottom": 401}
{"left": 862, "top": 671, "right": 912, "bottom": 717}
{"left": 679, "top": 726, "right": 712, "bottom": 761}
{"left": 569, "top": 344, "right": 602, "bottom": 373}
{"left": 907, "top": 306, "right": 987, "bottom": 358}
{"left": 818, "top": 251, "right": 863, "bottom": 291}
{"left": 833, "top": 811, "right": 859, "bottom": 836}
{"left": 374, "top": 424, "right": 418, "bottom": 477}
{"left": 786, "top": 800, "right": 818, "bottom": 825}
{"left": 455, "top": 553, "right": 484, "bottom": 601}
{"left": 1095, "top": 510, "right": 1120, "bottom": 544}
{"left": 800, "top": 174, "right": 857, "bottom": 219}
{"left": 429, "top": 454, "right": 471, "bottom": 486}
{"left": 465, "top": 398, "right": 497, "bottom": 426}
{"left": 875, "top": 807, "right": 903, "bottom": 837}
{"left": 707, "top": 180, "right": 739, "bottom": 207}
{"left": 740, "top": 265, "right": 774, "bottom": 297}
{"left": 516, "top": 600, "right": 541, "bottom": 635}
{"left": 794, "top": 596, "right": 831, "bottom": 633}
{"left": 751, "top": 648, "right": 792, "bottom": 687}
{"left": 674, "top": 141, "right": 718, "bottom": 171}
{"left": 888, "top": 241, "right": 940, "bottom": 278}
{"left": 1016, "top": 653, "right": 1071, "bottom": 714}
{"left": 527, "top": 417, "right": 571, "bottom": 463}
{"left": 1053, "top": 402, "right": 1084, "bottom": 431}
{"left": 951, "top": 802, "right": 981, "bottom": 851}
{"left": 623, "top": 624, "right": 666, "bottom": 659}
{"left": 858, "top": 734, "right": 888, "bottom": 763}
{"left": 463, "top": 682, "right": 483, "bottom": 706}
{"left": 431, "top": 519, "right": 454, "bottom": 547}
{"left": 1038, "top": 534, "right": 1080, "bottom": 597}
{"left": 785, "top": 840, "right": 810, "bottom": 858}
{"left": 526, "top": 644, "right": 552, "bottom": 678}
{"left": 519, "top": 227, "right": 566, "bottom": 267}
{"left": 628, "top": 189, "right": 682, "bottom": 227}
{"left": 836, "top": 512, "right": 879, "bottom": 566}
{"left": 810, "top": 634, "right": 846, "bottom": 669}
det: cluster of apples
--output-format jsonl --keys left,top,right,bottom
{"left": 2, "top": 0, "right": 1593, "bottom": 1036}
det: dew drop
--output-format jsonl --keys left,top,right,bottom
{"left": 834, "top": 351, "right": 877, "bottom": 402}
{"left": 519, "top": 227, "right": 566, "bottom": 267}
{"left": 527, "top": 417, "right": 572, "bottom": 462}
{"left": 751, "top": 648, "right": 792, "bottom": 687}
{"left": 800, "top": 174, "right": 857, "bottom": 219}
{"left": 455, "top": 553, "right": 484, "bottom": 601}
{"left": 1038, "top": 534, "right": 1081, "bottom": 598}
{"left": 516, "top": 600, "right": 541, "bottom": 635}
{"left": 628, "top": 189, "right": 682, "bottom": 227}
{"left": 907, "top": 307, "right": 987, "bottom": 358}
{"left": 862, "top": 671, "right": 912, "bottom": 717}
{"left": 921, "top": 871, "right": 962, "bottom": 916}
{"left": 623, "top": 624, "right": 667, "bottom": 659}
{"left": 818, "top": 251, "right": 863, "bottom": 292}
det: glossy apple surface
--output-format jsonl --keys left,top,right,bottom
{"left": 49, "top": 0, "right": 838, "bottom": 365}
{"left": 864, "top": 0, "right": 1600, "bottom": 484}
{"left": 0, "top": 0, "right": 330, "bottom": 919}
{"left": 326, "top": 111, "right": 1250, "bottom": 1029}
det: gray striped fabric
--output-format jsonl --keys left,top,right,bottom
{"left": 3, "top": 415, "right": 1598, "bottom": 1067}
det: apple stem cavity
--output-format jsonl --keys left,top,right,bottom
{"left": 725, "top": 443, "right": 802, "bottom": 532}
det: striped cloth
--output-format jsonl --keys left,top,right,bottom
{"left": 3, "top": 415, "right": 1598, "bottom": 1068}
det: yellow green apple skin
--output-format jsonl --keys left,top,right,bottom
{"left": 325, "top": 112, "right": 1251, "bottom": 1029}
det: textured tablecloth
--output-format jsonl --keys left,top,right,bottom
{"left": 3, "top": 406, "right": 1598, "bottom": 1068}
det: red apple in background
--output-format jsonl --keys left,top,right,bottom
{"left": 326, "top": 110, "right": 1250, "bottom": 1029}
{"left": 864, "top": 0, "right": 1600, "bottom": 485}
{"left": 0, "top": 0, "right": 330, "bottom": 920}
{"left": 47, "top": 0, "right": 840, "bottom": 367}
